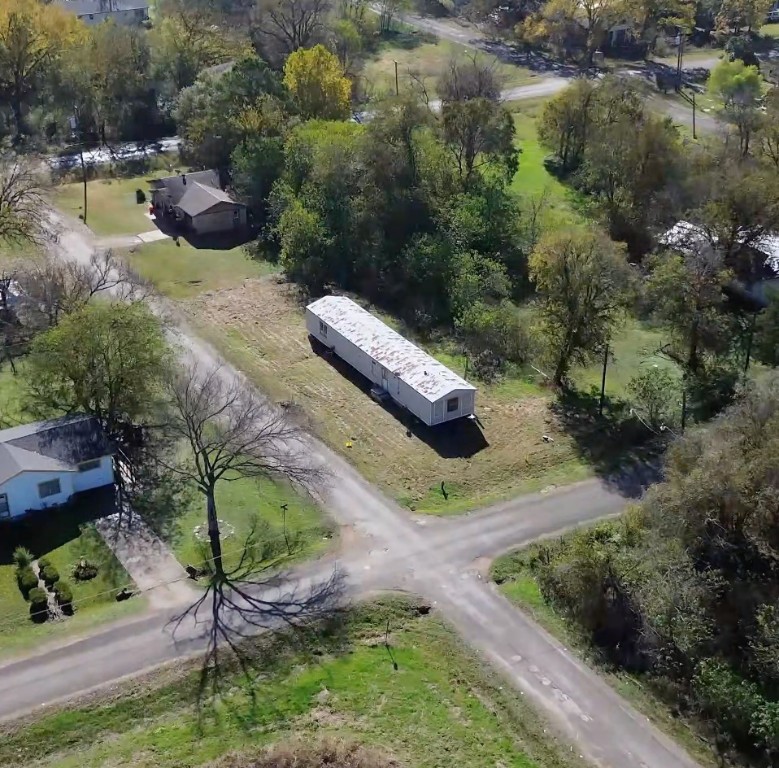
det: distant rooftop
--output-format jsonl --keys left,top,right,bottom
{"left": 307, "top": 296, "right": 475, "bottom": 402}
{"left": 660, "top": 221, "right": 779, "bottom": 276}
{"left": 55, "top": 0, "right": 149, "bottom": 14}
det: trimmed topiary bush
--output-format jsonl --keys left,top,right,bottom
{"left": 13, "top": 546, "right": 34, "bottom": 569}
{"left": 37, "top": 556, "right": 52, "bottom": 570}
{"left": 28, "top": 587, "right": 49, "bottom": 622}
{"left": 54, "top": 581, "right": 74, "bottom": 615}
{"left": 16, "top": 566, "right": 38, "bottom": 600}
{"left": 135, "top": 188, "right": 146, "bottom": 204}
{"left": 41, "top": 564, "right": 60, "bottom": 588}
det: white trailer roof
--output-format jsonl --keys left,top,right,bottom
{"left": 307, "top": 296, "right": 475, "bottom": 402}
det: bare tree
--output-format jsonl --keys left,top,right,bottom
{"left": 164, "top": 363, "right": 340, "bottom": 694}
{"left": 0, "top": 151, "right": 47, "bottom": 246}
{"left": 252, "top": 0, "right": 331, "bottom": 63}
{"left": 16, "top": 249, "right": 153, "bottom": 328}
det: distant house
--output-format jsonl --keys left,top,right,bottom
{"left": 660, "top": 221, "right": 779, "bottom": 304}
{"left": 149, "top": 170, "right": 248, "bottom": 236}
{"left": 306, "top": 296, "right": 477, "bottom": 427}
{"left": 0, "top": 416, "right": 115, "bottom": 521}
{"left": 54, "top": 0, "right": 150, "bottom": 26}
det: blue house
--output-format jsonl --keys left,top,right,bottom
{"left": 0, "top": 416, "right": 115, "bottom": 521}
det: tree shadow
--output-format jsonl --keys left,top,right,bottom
{"left": 0, "top": 486, "right": 117, "bottom": 565}
{"left": 550, "top": 387, "right": 666, "bottom": 499}
{"left": 308, "top": 336, "right": 488, "bottom": 459}
{"left": 167, "top": 524, "right": 348, "bottom": 722}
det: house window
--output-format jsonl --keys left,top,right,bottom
{"left": 319, "top": 320, "right": 328, "bottom": 337}
{"left": 38, "top": 479, "right": 61, "bottom": 499}
{"left": 78, "top": 459, "right": 101, "bottom": 473}
{"left": 446, "top": 396, "right": 459, "bottom": 413}
{"left": 0, "top": 494, "right": 9, "bottom": 518}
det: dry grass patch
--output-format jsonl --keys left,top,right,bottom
{"left": 209, "top": 740, "right": 401, "bottom": 768}
{"left": 183, "top": 278, "right": 590, "bottom": 514}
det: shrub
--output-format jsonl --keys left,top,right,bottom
{"left": 41, "top": 564, "right": 60, "bottom": 588}
{"left": 37, "top": 556, "right": 52, "bottom": 570}
{"left": 12, "top": 546, "right": 34, "bottom": 569}
{"left": 73, "top": 559, "right": 99, "bottom": 581}
{"left": 135, "top": 188, "right": 146, "bottom": 204}
{"left": 54, "top": 581, "right": 74, "bottom": 614}
{"left": 16, "top": 566, "right": 39, "bottom": 599}
{"left": 28, "top": 587, "right": 49, "bottom": 622}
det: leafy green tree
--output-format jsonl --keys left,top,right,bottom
{"left": 573, "top": 80, "right": 685, "bottom": 255}
{"left": 529, "top": 227, "right": 633, "bottom": 386}
{"left": 276, "top": 198, "right": 332, "bottom": 294}
{"left": 24, "top": 302, "right": 168, "bottom": 437}
{"left": 282, "top": 44, "right": 350, "bottom": 120}
{"left": 175, "top": 56, "right": 287, "bottom": 170}
{"left": 151, "top": 0, "right": 243, "bottom": 94}
{"left": 708, "top": 59, "right": 763, "bottom": 155}
{"left": 65, "top": 22, "right": 156, "bottom": 142}
{"left": 757, "top": 88, "right": 779, "bottom": 171}
{"left": 715, "top": 0, "right": 773, "bottom": 33}
{"left": 0, "top": 0, "right": 84, "bottom": 140}
{"left": 537, "top": 78, "right": 599, "bottom": 174}
{"left": 754, "top": 290, "right": 779, "bottom": 367}
{"left": 627, "top": 365, "right": 682, "bottom": 430}
{"left": 646, "top": 248, "right": 733, "bottom": 380}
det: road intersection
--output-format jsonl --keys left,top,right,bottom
{"left": 0, "top": 189, "right": 703, "bottom": 767}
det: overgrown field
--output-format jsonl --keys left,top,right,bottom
{"left": 0, "top": 599, "right": 585, "bottom": 768}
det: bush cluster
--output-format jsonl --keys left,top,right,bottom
{"left": 54, "top": 581, "right": 74, "bottom": 614}
{"left": 28, "top": 587, "right": 49, "bottom": 622}
{"left": 41, "top": 564, "right": 60, "bottom": 588}
{"left": 16, "top": 566, "right": 38, "bottom": 600}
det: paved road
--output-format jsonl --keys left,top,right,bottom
{"left": 395, "top": 9, "right": 722, "bottom": 133}
{"left": 0, "top": 214, "right": 701, "bottom": 768}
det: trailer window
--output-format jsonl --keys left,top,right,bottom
{"left": 446, "top": 396, "right": 459, "bottom": 413}
{"left": 319, "top": 320, "right": 328, "bottom": 337}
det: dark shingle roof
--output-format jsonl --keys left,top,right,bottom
{"left": 0, "top": 415, "right": 113, "bottom": 484}
{"left": 148, "top": 170, "right": 221, "bottom": 206}
{"left": 177, "top": 182, "right": 238, "bottom": 217}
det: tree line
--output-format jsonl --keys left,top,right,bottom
{"left": 516, "top": 374, "right": 779, "bottom": 764}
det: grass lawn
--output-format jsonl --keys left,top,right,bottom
{"left": 162, "top": 475, "right": 331, "bottom": 573}
{"left": 124, "top": 238, "right": 276, "bottom": 299}
{"left": 55, "top": 175, "right": 165, "bottom": 237}
{"left": 570, "top": 318, "right": 679, "bottom": 398}
{"left": 0, "top": 361, "right": 28, "bottom": 426}
{"left": 0, "top": 492, "right": 143, "bottom": 657}
{"left": 509, "top": 100, "right": 588, "bottom": 227}
{"left": 0, "top": 598, "right": 584, "bottom": 768}
{"left": 761, "top": 23, "right": 779, "bottom": 39}
{"left": 362, "top": 28, "right": 535, "bottom": 98}
{"left": 491, "top": 551, "right": 722, "bottom": 768}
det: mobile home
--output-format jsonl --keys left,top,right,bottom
{"left": 306, "top": 296, "right": 476, "bottom": 427}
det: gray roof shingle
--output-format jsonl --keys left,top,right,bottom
{"left": 0, "top": 415, "right": 113, "bottom": 485}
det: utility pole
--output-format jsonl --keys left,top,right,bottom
{"left": 743, "top": 311, "right": 758, "bottom": 376}
{"left": 394, "top": 60, "right": 399, "bottom": 96}
{"left": 599, "top": 343, "right": 609, "bottom": 417}
{"left": 79, "top": 145, "right": 88, "bottom": 225}
{"left": 675, "top": 29, "right": 684, "bottom": 89}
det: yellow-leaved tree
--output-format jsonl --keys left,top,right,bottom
{"left": 0, "top": 0, "right": 84, "bottom": 140}
{"left": 283, "top": 44, "right": 351, "bottom": 121}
